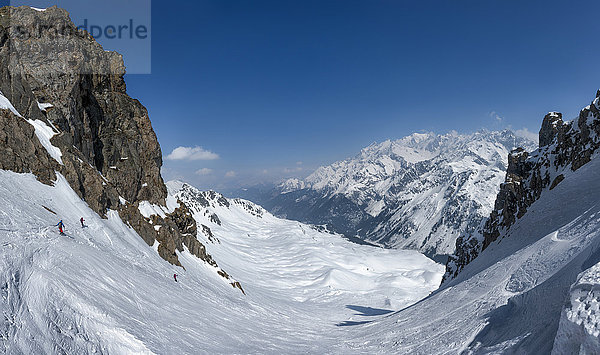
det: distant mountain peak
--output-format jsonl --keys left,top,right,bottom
{"left": 255, "top": 129, "right": 536, "bottom": 258}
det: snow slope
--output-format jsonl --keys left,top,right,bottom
{"left": 346, "top": 152, "right": 600, "bottom": 354}
{"left": 0, "top": 170, "right": 443, "bottom": 353}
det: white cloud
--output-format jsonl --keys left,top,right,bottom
{"left": 489, "top": 111, "right": 503, "bottom": 123}
{"left": 166, "top": 146, "right": 219, "bottom": 161}
{"left": 284, "top": 166, "right": 303, "bottom": 174}
{"left": 195, "top": 168, "right": 213, "bottom": 176}
{"left": 225, "top": 171, "right": 236, "bottom": 178}
{"left": 296, "top": 161, "right": 303, "bottom": 166}
{"left": 515, "top": 127, "right": 539, "bottom": 144}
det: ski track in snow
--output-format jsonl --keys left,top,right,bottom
{"left": 0, "top": 171, "right": 443, "bottom": 354}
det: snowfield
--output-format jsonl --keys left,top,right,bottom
{"left": 348, "top": 153, "right": 600, "bottom": 354}
{"left": 0, "top": 171, "right": 443, "bottom": 354}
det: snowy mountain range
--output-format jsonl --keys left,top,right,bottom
{"left": 243, "top": 130, "right": 536, "bottom": 260}
{"left": 349, "top": 90, "right": 600, "bottom": 354}
{"left": 3, "top": 5, "right": 600, "bottom": 354}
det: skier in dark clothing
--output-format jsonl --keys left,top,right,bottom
{"left": 173, "top": 274, "right": 178, "bottom": 282}
{"left": 56, "top": 220, "right": 65, "bottom": 234}
{"left": 80, "top": 217, "right": 85, "bottom": 228}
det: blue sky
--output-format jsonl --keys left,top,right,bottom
{"left": 10, "top": 0, "right": 600, "bottom": 191}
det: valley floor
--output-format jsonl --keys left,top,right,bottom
{"left": 0, "top": 171, "right": 443, "bottom": 354}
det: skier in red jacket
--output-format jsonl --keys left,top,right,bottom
{"left": 173, "top": 274, "right": 178, "bottom": 282}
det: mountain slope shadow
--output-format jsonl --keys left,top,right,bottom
{"left": 336, "top": 305, "right": 394, "bottom": 327}
{"left": 346, "top": 305, "right": 393, "bottom": 316}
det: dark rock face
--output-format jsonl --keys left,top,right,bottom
{"left": 201, "top": 224, "right": 220, "bottom": 244}
{"left": 0, "top": 110, "right": 58, "bottom": 184}
{"left": 0, "top": 6, "right": 239, "bottom": 289}
{"left": 444, "top": 91, "right": 600, "bottom": 282}
{"left": 1, "top": 6, "right": 165, "bottom": 210}
{"left": 539, "top": 112, "right": 564, "bottom": 147}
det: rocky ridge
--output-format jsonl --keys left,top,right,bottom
{"left": 445, "top": 91, "right": 600, "bottom": 282}
{"left": 0, "top": 6, "right": 239, "bottom": 289}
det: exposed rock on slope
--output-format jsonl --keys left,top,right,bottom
{"left": 0, "top": 6, "right": 235, "bottom": 285}
{"left": 2, "top": 6, "right": 164, "bottom": 209}
{"left": 0, "top": 110, "right": 58, "bottom": 184}
{"left": 445, "top": 91, "right": 600, "bottom": 281}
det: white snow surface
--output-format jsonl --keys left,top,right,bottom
{"left": 137, "top": 195, "right": 179, "bottom": 219}
{"left": 346, "top": 153, "right": 600, "bottom": 354}
{"left": 0, "top": 171, "right": 443, "bottom": 353}
{"left": 37, "top": 102, "right": 54, "bottom": 112}
{"left": 26, "top": 119, "right": 63, "bottom": 164}
{"left": 553, "top": 261, "right": 600, "bottom": 353}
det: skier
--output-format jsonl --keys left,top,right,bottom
{"left": 56, "top": 220, "right": 65, "bottom": 234}
{"left": 173, "top": 273, "right": 178, "bottom": 282}
{"left": 80, "top": 217, "right": 85, "bottom": 228}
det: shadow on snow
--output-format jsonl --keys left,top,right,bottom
{"left": 335, "top": 305, "right": 393, "bottom": 327}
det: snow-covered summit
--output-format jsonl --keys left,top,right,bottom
{"left": 347, "top": 91, "right": 600, "bottom": 352}
{"left": 278, "top": 177, "right": 306, "bottom": 194}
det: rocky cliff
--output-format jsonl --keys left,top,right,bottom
{"left": 445, "top": 91, "right": 600, "bottom": 282}
{"left": 0, "top": 6, "right": 239, "bottom": 289}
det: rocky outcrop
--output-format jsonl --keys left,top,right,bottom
{"left": 0, "top": 6, "right": 240, "bottom": 291}
{"left": 201, "top": 224, "right": 221, "bottom": 244}
{"left": 1, "top": 6, "right": 165, "bottom": 210}
{"left": 233, "top": 198, "right": 265, "bottom": 218}
{"left": 168, "top": 183, "right": 248, "bottom": 293}
{"left": 0, "top": 110, "right": 58, "bottom": 184}
{"left": 445, "top": 91, "right": 600, "bottom": 282}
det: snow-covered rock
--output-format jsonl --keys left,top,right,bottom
{"left": 553, "top": 262, "right": 600, "bottom": 354}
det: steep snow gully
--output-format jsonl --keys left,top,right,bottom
{"left": 0, "top": 171, "right": 442, "bottom": 353}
